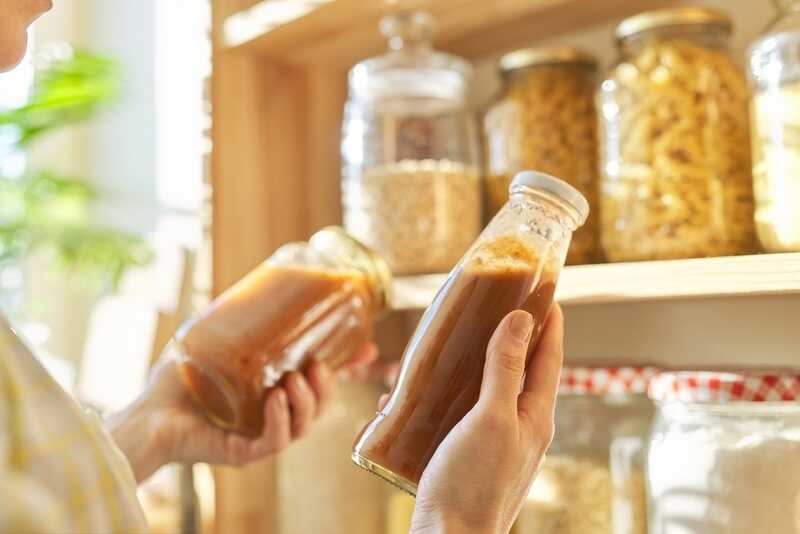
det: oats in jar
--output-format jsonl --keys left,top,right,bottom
{"left": 343, "top": 159, "right": 481, "bottom": 275}
{"left": 599, "top": 8, "right": 757, "bottom": 262}
{"left": 516, "top": 455, "right": 647, "bottom": 534}
{"left": 484, "top": 46, "right": 600, "bottom": 265}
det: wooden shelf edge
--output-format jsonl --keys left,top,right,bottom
{"left": 220, "top": 0, "right": 673, "bottom": 65}
{"left": 390, "top": 253, "right": 800, "bottom": 310}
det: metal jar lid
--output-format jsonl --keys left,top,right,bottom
{"left": 614, "top": 6, "right": 732, "bottom": 42}
{"left": 499, "top": 45, "right": 597, "bottom": 73}
{"left": 309, "top": 226, "right": 393, "bottom": 313}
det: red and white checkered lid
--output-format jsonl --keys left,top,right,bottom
{"left": 648, "top": 372, "right": 800, "bottom": 403}
{"left": 559, "top": 366, "right": 658, "bottom": 395}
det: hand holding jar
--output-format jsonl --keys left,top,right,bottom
{"left": 174, "top": 227, "right": 392, "bottom": 437}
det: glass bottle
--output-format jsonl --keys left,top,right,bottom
{"left": 174, "top": 227, "right": 392, "bottom": 437}
{"left": 341, "top": 11, "right": 481, "bottom": 275}
{"left": 352, "top": 171, "right": 588, "bottom": 495}
{"left": 747, "top": 0, "right": 800, "bottom": 251}
{"left": 598, "top": 7, "right": 757, "bottom": 262}
{"left": 484, "top": 46, "right": 600, "bottom": 265}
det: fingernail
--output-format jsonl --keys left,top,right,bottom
{"left": 509, "top": 311, "right": 533, "bottom": 343}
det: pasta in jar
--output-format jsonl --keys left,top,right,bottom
{"left": 484, "top": 47, "right": 599, "bottom": 265}
{"left": 598, "top": 7, "right": 757, "bottom": 262}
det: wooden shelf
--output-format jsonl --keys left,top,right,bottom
{"left": 220, "top": 0, "right": 675, "bottom": 65}
{"left": 391, "top": 253, "right": 800, "bottom": 310}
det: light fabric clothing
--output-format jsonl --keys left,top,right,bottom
{"left": 0, "top": 315, "right": 147, "bottom": 533}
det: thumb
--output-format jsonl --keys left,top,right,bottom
{"left": 478, "top": 310, "right": 534, "bottom": 410}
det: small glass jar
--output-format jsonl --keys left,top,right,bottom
{"left": 353, "top": 170, "right": 589, "bottom": 495}
{"left": 484, "top": 46, "right": 600, "bottom": 265}
{"left": 174, "top": 227, "right": 392, "bottom": 437}
{"left": 748, "top": 0, "right": 800, "bottom": 252}
{"left": 516, "top": 367, "right": 656, "bottom": 534}
{"left": 341, "top": 11, "right": 481, "bottom": 275}
{"left": 647, "top": 372, "right": 800, "bottom": 534}
{"left": 598, "top": 7, "right": 757, "bottom": 262}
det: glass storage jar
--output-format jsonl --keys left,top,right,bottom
{"left": 174, "top": 227, "right": 391, "bottom": 437}
{"left": 516, "top": 367, "right": 656, "bottom": 534}
{"left": 484, "top": 46, "right": 600, "bottom": 265}
{"left": 598, "top": 7, "right": 757, "bottom": 262}
{"left": 647, "top": 371, "right": 800, "bottom": 534}
{"left": 353, "top": 171, "right": 588, "bottom": 495}
{"left": 341, "top": 11, "right": 481, "bottom": 275}
{"left": 748, "top": 0, "right": 800, "bottom": 252}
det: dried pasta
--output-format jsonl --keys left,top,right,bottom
{"left": 484, "top": 64, "right": 599, "bottom": 265}
{"left": 598, "top": 39, "right": 757, "bottom": 261}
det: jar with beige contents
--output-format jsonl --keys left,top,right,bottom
{"left": 598, "top": 7, "right": 757, "bottom": 262}
{"left": 341, "top": 11, "right": 481, "bottom": 275}
{"left": 516, "top": 367, "right": 655, "bottom": 534}
{"left": 484, "top": 46, "right": 600, "bottom": 265}
{"left": 747, "top": 0, "right": 800, "bottom": 252}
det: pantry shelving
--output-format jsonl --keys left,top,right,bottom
{"left": 391, "top": 253, "right": 800, "bottom": 309}
{"left": 209, "top": 1, "right": 800, "bottom": 533}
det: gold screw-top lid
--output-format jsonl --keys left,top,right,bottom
{"left": 309, "top": 226, "right": 393, "bottom": 313}
{"left": 615, "top": 6, "right": 732, "bottom": 42}
{"left": 499, "top": 45, "right": 597, "bottom": 73}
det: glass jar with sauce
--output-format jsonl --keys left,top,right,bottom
{"left": 341, "top": 11, "right": 481, "bottom": 275}
{"left": 748, "top": 0, "right": 800, "bottom": 252}
{"left": 516, "top": 367, "right": 656, "bottom": 534}
{"left": 647, "top": 372, "right": 800, "bottom": 534}
{"left": 598, "top": 7, "right": 757, "bottom": 262}
{"left": 174, "top": 227, "right": 392, "bottom": 437}
{"left": 352, "top": 170, "right": 589, "bottom": 495}
{"left": 484, "top": 46, "right": 600, "bottom": 265}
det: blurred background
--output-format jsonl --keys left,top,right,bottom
{"left": 3, "top": 1, "right": 800, "bottom": 534}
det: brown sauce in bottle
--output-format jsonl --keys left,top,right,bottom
{"left": 177, "top": 264, "right": 373, "bottom": 436}
{"left": 353, "top": 235, "right": 557, "bottom": 489}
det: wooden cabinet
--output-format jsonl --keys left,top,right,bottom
{"left": 209, "top": 1, "right": 800, "bottom": 532}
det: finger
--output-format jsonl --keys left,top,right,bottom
{"left": 383, "top": 361, "right": 401, "bottom": 389}
{"left": 478, "top": 310, "right": 534, "bottom": 410}
{"left": 285, "top": 372, "right": 317, "bottom": 439}
{"left": 239, "top": 389, "right": 290, "bottom": 460}
{"left": 520, "top": 304, "right": 564, "bottom": 419}
{"left": 377, "top": 393, "right": 389, "bottom": 411}
{"left": 338, "top": 343, "right": 379, "bottom": 380}
{"left": 306, "top": 361, "right": 336, "bottom": 415}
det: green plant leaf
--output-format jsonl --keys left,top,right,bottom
{"left": 0, "top": 48, "right": 120, "bottom": 146}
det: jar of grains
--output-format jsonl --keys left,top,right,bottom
{"left": 341, "top": 11, "right": 481, "bottom": 275}
{"left": 515, "top": 367, "right": 656, "bottom": 534}
{"left": 598, "top": 7, "right": 758, "bottom": 262}
{"left": 484, "top": 46, "right": 600, "bottom": 265}
{"left": 747, "top": 0, "right": 800, "bottom": 252}
{"left": 647, "top": 372, "right": 800, "bottom": 534}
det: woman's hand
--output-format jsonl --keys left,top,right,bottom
{"left": 408, "top": 306, "right": 564, "bottom": 534}
{"left": 108, "top": 343, "right": 378, "bottom": 483}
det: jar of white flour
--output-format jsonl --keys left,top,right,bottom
{"left": 647, "top": 371, "right": 800, "bottom": 534}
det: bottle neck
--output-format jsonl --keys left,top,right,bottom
{"left": 510, "top": 187, "right": 582, "bottom": 233}
{"left": 308, "top": 227, "right": 392, "bottom": 314}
